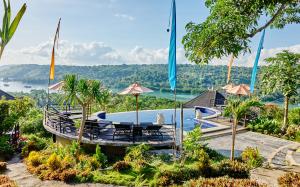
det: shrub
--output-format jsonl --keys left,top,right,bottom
{"left": 0, "top": 175, "right": 17, "bottom": 187}
{"left": 288, "top": 107, "right": 300, "bottom": 126}
{"left": 217, "top": 159, "right": 250, "bottom": 179}
{"left": 195, "top": 149, "right": 212, "bottom": 177}
{"left": 184, "top": 177, "right": 267, "bottom": 187}
{"left": 248, "top": 117, "right": 281, "bottom": 135}
{"left": 183, "top": 126, "right": 205, "bottom": 160}
{"left": 59, "top": 169, "right": 77, "bottom": 182}
{"left": 46, "top": 153, "right": 61, "bottom": 170}
{"left": 285, "top": 125, "right": 300, "bottom": 141}
{"left": 0, "top": 135, "right": 14, "bottom": 160}
{"left": 241, "top": 147, "right": 263, "bottom": 168}
{"left": 124, "top": 143, "right": 150, "bottom": 163}
{"left": 0, "top": 162, "right": 7, "bottom": 172}
{"left": 93, "top": 145, "right": 107, "bottom": 168}
{"left": 88, "top": 157, "right": 101, "bottom": 171}
{"left": 112, "top": 161, "right": 131, "bottom": 172}
{"left": 278, "top": 172, "right": 300, "bottom": 187}
{"left": 27, "top": 151, "right": 42, "bottom": 167}
{"left": 21, "top": 135, "right": 49, "bottom": 157}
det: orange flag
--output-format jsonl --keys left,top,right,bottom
{"left": 49, "top": 18, "right": 61, "bottom": 81}
{"left": 227, "top": 54, "right": 234, "bottom": 84}
{"left": 49, "top": 47, "right": 55, "bottom": 80}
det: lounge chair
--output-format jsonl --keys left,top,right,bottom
{"left": 113, "top": 122, "right": 133, "bottom": 141}
{"left": 143, "top": 125, "right": 163, "bottom": 140}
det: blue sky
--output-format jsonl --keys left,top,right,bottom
{"left": 2, "top": 0, "right": 300, "bottom": 66}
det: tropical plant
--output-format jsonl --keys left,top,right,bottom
{"left": 224, "top": 98, "right": 262, "bottom": 160}
{"left": 0, "top": 0, "right": 26, "bottom": 60}
{"left": 183, "top": 126, "right": 205, "bottom": 160}
{"left": 261, "top": 51, "right": 300, "bottom": 132}
{"left": 241, "top": 147, "right": 264, "bottom": 169}
{"left": 182, "top": 0, "right": 300, "bottom": 64}
{"left": 278, "top": 172, "right": 300, "bottom": 187}
{"left": 61, "top": 74, "right": 110, "bottom": 143}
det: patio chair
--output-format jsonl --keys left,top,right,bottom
{"left": 113, "top": 122, "right": 133, "bottom": 141}
{"left": 143, "top": 125, "right": 163, "bottom": 140}
{"left": 140, "top": 122, "right": 153, "bottom": 127}
{"left": 84, "top": 119, "right": 100, "bottom": 140}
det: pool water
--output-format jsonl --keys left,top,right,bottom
{"left": 105, "top": 108, "right": 217, "bottom": 131}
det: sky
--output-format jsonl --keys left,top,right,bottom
{"left": 1, "top": 0, "right": 300, "bottom": 67}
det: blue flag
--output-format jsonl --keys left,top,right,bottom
{"left": 250, "top": 29, "right": 266, "bottom": 93}
{"left": 168, "top": 0, "right": 176, "bottom": 91}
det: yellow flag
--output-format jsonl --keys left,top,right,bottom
{"left": 227, "top": 54, "right": 234, "bottom": 84}
{"left": 49, "top": 47, "right": 55, "bottom": 80}
{"left": 49, "top": 18, "right": 61, "bottom": 81}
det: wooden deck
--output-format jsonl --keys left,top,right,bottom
{"left": 43, "top": 107, "right": 175, "bottom": 147}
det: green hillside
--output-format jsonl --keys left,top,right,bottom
{"left": 0, "top": 64, "right": 255, "bottom": 94}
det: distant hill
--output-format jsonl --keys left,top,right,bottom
{"left": 0, "top": 64, "right": 255, "bottom": 94}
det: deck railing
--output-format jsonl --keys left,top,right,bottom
{"left": 44, "top": 106, "right": 175, "bottom": 143}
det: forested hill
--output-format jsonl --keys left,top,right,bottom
{"left": 0, "top": 64, "right": 256, "bottom": 94}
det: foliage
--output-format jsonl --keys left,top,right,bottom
{"left": 0, "top": 162, "right": 7, "bottom": 171}
{"left": 182, "top": 0, "right": 300, "bottom": 64}
{"left": 278, "top": 172, "right": 300, "bottom": 187}
{"left": 248, "top": 117, "right": 281, "bottom": 135}
{"left": 112, "top": 161, "right": 132, "bottom": 172}
{"left": 183, "top": 177, "right": 267, "bottom": 187}
{"left": 21, "top": 135, "right": 49, "bottom": 157}
{"left": 124, "top": 144, "right": 150, "bottom": 163}
{"left": 27, "top": 151, "right": 42, "bottom": 167}
{"left": 93, "top": 145, "right": 107, "bottom": 168}
{"left": 241, "top": 147, "right": 263, "bottom": 169}
{"left": 19, "top": 108, "right": 50, "bottom": 137}
{"left": 183, "top": 126, "right": 205, "bottom": 160}
{"left": 47, "top": 153, "right": 61, "bottom": 170}
{"left": 0, "top": 135, "right": 14, "bottom": 160}
{"left": 0, "top": 175, "right": 17, "bottom": 187}
{"left": 289, "top": 107, "right": 300, "bottom": 126}
{"left": 0, "top": 100, "right": 9, "bottom": 135}
{"left": 216, "top": 159, "right": 250, "bottom": 179}
{"left": 0, "top": 0, "right": 27, "bottom": 60}
{"left": 261, "top": 51, "right": 300, "bottom": 130}
{"left": 285, "top": 125, "right": 300, "bottom": 142}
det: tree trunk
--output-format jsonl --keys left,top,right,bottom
{"left": 78, "top": 106, "right": 87, "bottom": 143}
{"left": 231, "top": 118, "right": 237, "bottom": 160}
{"left": 0, "top": 46, "right": 4, "bottom": 60}
{"left": 282, "top": 96, "right": 289, "bottom": 133}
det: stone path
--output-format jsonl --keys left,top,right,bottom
{"left": 5, "top": 156, "right": 115, "bottom": 187}
{"left": 207, "top": 131, "right": 300, "bottom": 187}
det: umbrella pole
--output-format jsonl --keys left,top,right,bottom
{"left": 173, "top": 89, "right": 177, "bottom": 157}
{"left": 135, "top": 94, "right": 139, "bottom": 125}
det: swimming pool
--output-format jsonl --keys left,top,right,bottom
{"left": 104, "top": 108, "right": 219, "bottom": 131}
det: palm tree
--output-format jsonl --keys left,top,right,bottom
{"left": 0, "top": 0, "right": 26, "bottom": 60}
{"left": 224, "top": 98, "right": 262, "bottom": 160}
{"left": 62, "top": 74, "right": 110, "bottom": 143}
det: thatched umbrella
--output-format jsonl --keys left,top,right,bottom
{"left": 48, "top": 81, "right": 64, "bottom": 91}
{"left": 227, "top": 84, "right": 250, "bottom": 96}
{"left": 119, "top": 83, "right": 153, "bottom": 125}
{"left": 222, "top": 83, "right": 234, "bottom": 91}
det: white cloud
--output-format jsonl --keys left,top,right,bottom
{"left": 1, "top": 40, "right": 299, "bottom": 67}
{"left": 114, "top": 13, "right": 135, "bottom": 21}
{"left": 210, "top": 44, "right": 300, "bottom": 67}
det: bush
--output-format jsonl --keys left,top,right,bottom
{"left": 285, "top": 125, "right": 300, "bottom": 141}
{"left": 21, "top": 135, "right": 49, "bottom": 157}
{"left": 0, "top": 162, "right": 7, "bottom": 172}
{"left": 0, "top": 135, "right": 14, "bottom": 160}
{"left": 288, "top": 107, "right": 300, "bottom": 126}
{"left": 217, "top": 160, "right": 250, "bottom": 179}
{"left": 241, "top": 147, "right": 263, "bottom": 168}
{"left": 183, "top": 126, "right": 205, "bottom": 160}
{"left": 278, "top": 172, "right": 300, "bottom": 187}
{"left": 93, "top": 145, "right": 107, "bottom": 168}
{"left": 59, "top": 169, "right": 77, "bottom": 182}
{"left": 124, "top": 144, "right": 150, "bottom": 163}
{"left": 248, "top": 117, "right": 281, "bottom": 135}
{"left": 0, "top": 175, "right": 17, "bottom": 187}
{"left": 47, "top": 153, "right": 61, "bottom": 170}
{"left": 112, "top": 161, "right": 132, "bottom": 172}
{"left": 27, "top": 151, "right": 42, "bottom": 167}
{"left": 184, "top": 177, "right": 267, "bottom": 187}
{"left": 19, "top": 108, "right": 50, "bottom": 137}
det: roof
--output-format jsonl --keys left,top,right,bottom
{"left": 183, "top": 90, "right": 226, "bottom": 108}
{"left": 0, "top": 89, "right": 15, "bottom": 100}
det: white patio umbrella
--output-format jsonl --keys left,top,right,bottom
{"left": 48, "top": 81, "right": 64, "bottom": 91}
{"left": 119, "top": 83, "right": 153, "bottom": 125}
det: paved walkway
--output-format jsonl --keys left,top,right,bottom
{"left": 207, "top": 131, "right": 300, "bottom": 187}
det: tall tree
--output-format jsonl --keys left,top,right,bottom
{"left": 182, "top": 0, "right": 300, "bottom": 64}
{"left": 224, "top": 98, "right": 262, "bottom": 160}
{"left": 261, "top": 50, "right": 300, "bottom": 132}
{"left": 62, "top": 74, "right": 110, "bottom": 143}
{"left": 0, "top": 0, "right": 26, "bottom": 60}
